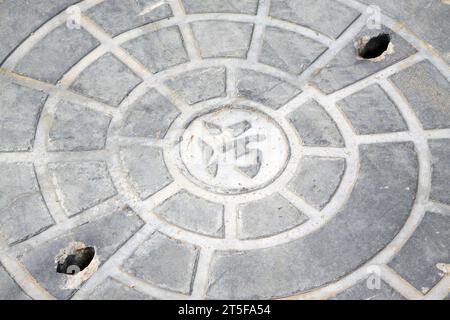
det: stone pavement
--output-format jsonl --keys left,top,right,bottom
{"left": 0, "top": 0, "right": 449, "bottom": 300}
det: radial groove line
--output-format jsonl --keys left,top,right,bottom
{"left": 71, "top": 223, "right": 160, "bottom": 300}
{"left": 301, "top": 146, "right": 351, "bottom": 158}
{"left": 327, "top": 53, "right": 425, "bottom": 102}
{"left": 296, "top": 12, "right": 369, "bottom": 89}
{"left": 424, "top": 129, "right": 450, "bottom": 140}
{"left": 247, "top": 0, "right": 271, "bottom": 62}
{"left": 191, "top": 248, "right": 214, "bottom": 299}
{"left": 167, "top": 0, "right": 202, "bottom": 60}
{"left": 280, "top": 188, "right": 321, "bottom": 220}
{"left": 80, "top": 15, "right": 190, "bottom": 113}
{"left": 226, "top": 66, "right": 238, "bottom": 97}
{"left": 0, "top": 252, "right": 55, "bottom": 300}
{"left": 379, "top": 265, "right": 424, "bottom": 300}
{"left": 224, "top": 202, "right": 238, "bottom": 239}
{"left": 425, "top": 201, "right": 450, "bottom": 217}
{"left": 278, "top": 91, "right": 313, "bottom": 116}
{"left": 355, "top": 131, "right": 413, "bottom": 144}
{"left": 0, "top": 68, "right": 117, "bottom": 117}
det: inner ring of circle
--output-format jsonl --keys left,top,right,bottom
{"left": 178, "top": 106, "right": 291, "bottom": 195}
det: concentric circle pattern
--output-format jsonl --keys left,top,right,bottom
{"left": 0, "top": 0, "right": 449, "bottom": 300}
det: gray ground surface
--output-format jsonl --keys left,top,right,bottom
{"left": 0, "top": 0, "right": 449, "bottom": 300}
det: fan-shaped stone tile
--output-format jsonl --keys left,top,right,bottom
{"left": 259, "top": 26, "right": 328, "bottom": 75}
{"left": 182, "top": 0, "right": 259, "bottom": 14}
{"left": 429, "top": 139, "right": 450, "bottom": 205}
{"left": 288, "top": 157, "right": 346, "bottom": 210}
{"left": 19, "top": 208, "right": 144, "bottom": 300}
{"left": 14, "top": 25, "right": 99, "bottom": 83}
{"left": 0, "top": 163, "right": 54, "bottom": 245}
{"left": 269, "top": 0, "right": 360, "bottom": 39}
{"left": 165, "top": 67, "right": 226, "bottom": 105}
{"left": 390, "top": 61, "right": 450, "bottom": 130}
{"left": 389, "top": 212, "right": 450, "bottom": 293}
{"left": 238, "top": 193, "right": 308, "bottom": 239}
{"left": 48, "top": 100, "right": 111, "bottom": 152}
{"left": 48, "top": 161, "right": 117, "bottom": 216}
{"left": 118, "top": 88, "right": 180, "bottom": 138}
{"left": 122, "top": 232, "right": 200, "bottom": 294}
{"left": 88, "top": 277, "right": 153, "bottom": 300}
{"left": 154, "top": 190, "right": 224, "bottom": 238}
{"left": 120, "top": 146, "right": 173, "bottom": 200}
{"left": 0, "top": 0, "right": 81, "bottom": 63}
{"left": 86, "top": 0, "right": 173, "bottom": 37}
{"left": 331, "top": 279, "right": 405, "bottom": 300}
{"left": 0, "top": 78, "right": 47, "bottom": 151}
{"left": 337, "top": 84, "right": 407, "bottom": 134}
{"left": 191, "top": 21, "right": 254, "bottom": 59}
{"left": 0, "top": 264, "right": 30, "bottom": 300}
{"left": 70, "top": 53, "right": 141, "bottom": 107}
{"left": 122, "top": 26, "right": 189, "bottom": 73}
{"left": 312, "top": 26, "right": 417, "bottom": 93}
{"left": 288, "top": 100, "right": 344, "bottom": 147}
{"left": 206, "top": 143, "right": 418, "bottom": 299}
{"left": 235, "top": 69, "right": 301, "bottom": 109}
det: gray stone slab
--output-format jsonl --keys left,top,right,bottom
{"left": 331, "top": 279, "right": 405, "bottom": 300}
{"left": 389, "top": 212, "right": 450, "bottom": 293}
{"left": 19, "top": 208, "right": 144, "bottom": 300}
{"left": 429, "top": 139, "right": 450, "bottom": 205}
{"left": 122, "top": 26, "right": 189, "bottom": 74}
{"left": 390, "top": 61, "right": 450, "bottom": 130}
{"left": 288, "top": 100, "right": 345, "bottom": 147}
{"left": 120, "top": 146, "right": 173, "bottom": 200}
{"left": 86, "top": 0, "right": 173, "bottom": 37}
{"left": 337, "top": 84, "right": 407, "bottom": 135}
{"left": 206, "top": 143, "right": 417, "bottom": 299}
{"left": 48, "top": 161, "right": 117, "bottom": 216}
{"left": 70, "top": 53, "right": 142, "bottom": 107}
{"left": 0, "top": 163, "right": 54, "bottom": 245}
{"left": 259, "top": 26, "right": 328, "bottom": 75}
{"left": 0, "top": 264, "right": 30, "bottom": 300}
{"left": 122, "top": 232, "right": 200, "bottom": 294}
{"left": 269, "top": 0, "right": 360, "bottom": 39}
{"left": 182, "top": 0, "right": 259, "bottom": 14}
{"left": 191, "top": 21, "right": 254, "bottom": 59}
{"left": 165, "top": 67, "right": 226, "bottom": 105}
{"left": 312, "top": 26, "right": 417, "bottom": 93}
{"left": 14, "top": 24, "right": 99, "bottom": 84}
{"left": 0, "top": 0, "right": 81, "bottom": 64}
{"left": 238, "top": 193, "right": 308, "bottom": 239}
{"left": 48, "top": 100, "right": 111, "bottom": 152}
{"left": 117, "top": 88, "right": 180, "bottom": 139}
{"left": 288, "top": 157, "right": 346, "bottom": 210}
{"left": 154, "top": 190, "right": 224, "bottom": 238}
{"left": 0, "top": 78, "right": 48, "bottom": 151}
{"left": 87, "top": 277, "right": 153, "bottom": 300}
{"left": 235, "top": 69, "right": 301, "bottom": 109}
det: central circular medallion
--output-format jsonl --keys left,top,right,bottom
{"left": 179, "top": 106, "right": 290, "bottom": 194}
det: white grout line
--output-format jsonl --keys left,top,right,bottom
{"left": 379, "top": 265, "right": 424, "bottom": 300}
{"left": 247, "top": 0, "right": 271, "bottom": 62}
{"left": 190, "top": 248, "right": 214, "bottom": 299}
{"left": 167, "top": 0, "right": 202, "bottom": 61}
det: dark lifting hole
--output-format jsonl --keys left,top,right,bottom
{"left": 358, "top": 33, "right": 391, "bottom": 59}
{"left": 56, "top": 247, "right": 95, "bottom": 275}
